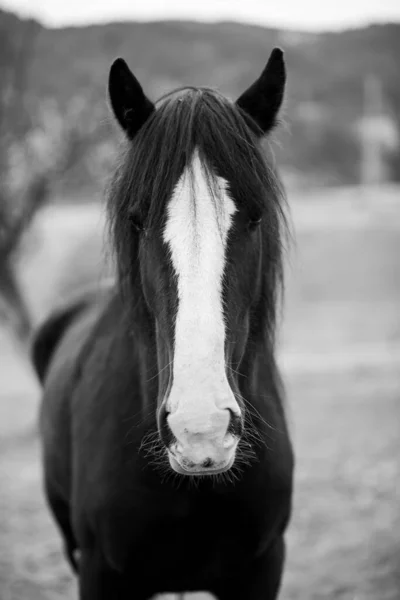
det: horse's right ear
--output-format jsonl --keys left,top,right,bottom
{"left": 108, "top": 58, "right": 155, "bottom": 138}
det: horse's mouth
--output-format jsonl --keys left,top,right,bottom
{"left": 168, "top": 453, "right": 235, "bottom": 477}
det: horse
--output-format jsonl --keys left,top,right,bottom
{"left": 32, "top": 47, "right": 294, "bottom": 599}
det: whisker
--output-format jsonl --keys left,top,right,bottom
{"left": 145, "top": 360, "right": 174, "bottom": 383}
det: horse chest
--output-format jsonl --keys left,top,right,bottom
{"left": 97, "top": 489, "right": 263, "bottom": 580}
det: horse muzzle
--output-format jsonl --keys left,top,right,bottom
{"left": 166, "top": 408, "right": 241, "bottom": 476}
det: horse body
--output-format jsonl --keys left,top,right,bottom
{"left": 33, "top": 48, "right": 294, "bottom": 599}
{"left": 38, "top": 289, "right": 292, "bottom": 598}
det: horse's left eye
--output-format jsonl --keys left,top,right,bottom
{"left": 129, "top": 213, "right": 146, "bottom": 233}
{"left": 248, "top": 218, "right": 262, "bottom": 232}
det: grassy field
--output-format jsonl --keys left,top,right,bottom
{"left": 0, "top": 184, "right": 399, "bottom": 599}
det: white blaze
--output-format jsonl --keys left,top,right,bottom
{"left": 163, "top": 151, "right": 238, "bottom": 424}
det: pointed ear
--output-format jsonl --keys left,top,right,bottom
{"left": 236, "top": 48, "right": 286, "bottom": 136}
{"left": 108, "top": 58, "right": 155, "bottom": 138}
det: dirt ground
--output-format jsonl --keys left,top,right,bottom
{"left": 1, "top": 185, "right": 399, "bottom": 599}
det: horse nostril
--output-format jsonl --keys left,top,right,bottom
{"left": 227, "top": 410, "right": 243, "bottom": 438}
{"left": 202, "top": 458, "right": 214, "bottom": 469}
{"left": 157, "top": 404, "right": 174, "bottom": 449}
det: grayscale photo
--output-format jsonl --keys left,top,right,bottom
{"left": 0, "top": 1, "right": 399, "bottom": 599}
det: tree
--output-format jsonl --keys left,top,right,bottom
{"left": 0, "top": 14, "right": 108, "bottom": 346}
{"left": 0, "top": 17, "right": 45, "bottom": 344}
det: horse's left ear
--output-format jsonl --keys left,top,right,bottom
{"left": 108, "top": 58, "right": 155, "bottom": 138}
{"left": 236, "top": 48, "right": 286, "bottom": 135}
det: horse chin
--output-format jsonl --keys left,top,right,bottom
{"left": 168, "top": 453, "right": 235, "bottom": 477}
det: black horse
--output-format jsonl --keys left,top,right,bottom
{"left": 32, "top": 48, "right": 294, "bottom": 599}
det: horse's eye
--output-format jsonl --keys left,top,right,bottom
{"left": 248, "top": 218, "right": 262, "bottom": 232}
{"left": 129, "top": 213, "right": 146, "bottom": 233}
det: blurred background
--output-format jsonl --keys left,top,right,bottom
{"left": 0, "top": 1, "right": 399, "bottom": 599}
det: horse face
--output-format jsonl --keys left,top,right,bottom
{"left": 138, "top": 152, "right": 266, "bottom": 477}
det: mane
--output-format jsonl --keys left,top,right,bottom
{"left": 107, "top": 86, "right": 288, "bottom": 345}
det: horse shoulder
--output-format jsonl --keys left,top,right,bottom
{"left": 31, "top": 288, "right": 104, "bottom": 384}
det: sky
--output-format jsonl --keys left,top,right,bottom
{"left": 2, "top": 0, "right": 400, "bottom": 31}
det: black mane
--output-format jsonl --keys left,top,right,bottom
{"left": 107, "top": 86, "right": 288, "bottom": 344}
